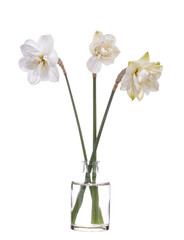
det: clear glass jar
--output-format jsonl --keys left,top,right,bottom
{"left": 71, "top": 161, "right": 110, "bottom": 231}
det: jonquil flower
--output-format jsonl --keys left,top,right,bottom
{"left": 87, "top": 31, "right": 120, "bottom": 74}
{"left": 19, "top": 35, "right": 59, "bottom": 84}
{"left": 120, "top": 52, "right": 163, "bottom": 101}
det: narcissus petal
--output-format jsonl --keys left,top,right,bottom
{"left": 87, "top": 56, "right": 102, "bottom": 74}
{"left": 120, "top": 52, "right": 163, "bottom": 101}
{"left": 19, "top": 34, "right": 59, "bottom": 84}
{"left": 87, "top": 31, "right": 120, "bottom": 73}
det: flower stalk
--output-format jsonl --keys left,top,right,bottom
{"left": 72, "top": 69, "right": 126, "bottom": 225}
{"left": 58, "top": 58, "right": 88, "bottom": 163}
{"left": 58, "top": 59, "right": 102, "bottom": 225}
{"left": 88, "top": 68, "right": 126, "bottom": 172}
{"left": 93, "top": 73, "right": 97, "bottom": 165}
{"left": 91, "top": 73, "right": 104, "bottom": 224}
{"left": 57, "top": 58, "right": 101, "bottom": 225}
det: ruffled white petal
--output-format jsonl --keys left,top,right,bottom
{"left": 37, "top": 35, "right": 54, "bottom": 55}
{"left": 89, "top": 32, "right": 104, "bottom": 55}
{"left": 92, "top": 31, "right": 104, "bottom": 45}
{"left": 121, "top": 53, "right": 162, "bottom": 101}
{"left": 88, "top": 31, "right": 120, "bottom": 69}
{"left": 112, "top": 46, "right": 120, "bottom": 58}
{"left": 24, "top": 39, "right": 38, "bottom": 48}
{"left": 137, "top": 69, "right": 149, "bottom": 83}
{"left": 137, "top": 90, "right": 144, "bottom": 101}
{"left": 140, "top": 81, "right": 151, "bottom": 95}
{"left": 101, "top": 57, "right": 114, "bottom": 65}
{"left": 151, "top": 80, "right": 159, "bottom": 91}
{"left": 132, "top": 79, "right": 140, "bottom": 100}
{"left": 47, "top": 50, "right": 58, "bottom": 67}
{"left": 104, "top": 34, "right": 116, "bottom": 45}
{"left": 19, "top": 57, "right": 37, "bottom": 72}
{"left": 121, "top": 78, "right": 131, "bottom": 90}
{"left": 49, "top": 67, "right": 59, "bottom": 82}
{"left": 20, "top": 44, "right": 40, "bottom": 58}
{"left": 28, "top": 62, "right": 43, "bottom": 85}
{"left": 148, "top": 66, "right": 163, "bottom": 81}
{"left": 40, "top": 62, "right": 49, "bottom": 81}
{"left": 133, "top": 74, "right": 141, "bottom": 91}
{"left": 20, "top": 34, "right": 60, "bottom": 84}
{"left": 87, "top": 57, "right": 102, "bottom": 73}
{"left": 120, "top": 70, "right": 132, "bottom": 90}
{"left": 121, "top": 70, "right": 131, "bottom": 81}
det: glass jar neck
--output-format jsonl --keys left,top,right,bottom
{"left": 82, "top": 161, "right": 99, "bottom": 183}
{"left": 82, "top": 161, "right": 99, "bottom": 173}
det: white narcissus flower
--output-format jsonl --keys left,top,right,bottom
{"left": 19, "top": 35, "right": 59, "bottom": 85}
{"left": 120, "top": 52, "right": 163, "bottom": 101}
{"left": 87, "top": 31, "right": 120, "bottom": 74}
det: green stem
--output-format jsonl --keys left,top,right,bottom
{"left": 90, "top": 186, "right": 104, "bottom": 224}
{"left": 71, "top": 68, "right": 126, "bottom": 225}
{"left": 58, "top": 59, "right": 92, "bottom": 225}
{"left": 91, "top": 73, "right": 104, "bottom": 224}
{"left": 58, "top": 59, "right": 88, "bottom": 163}
{"left": 64, "top": 73, "right": 88, "bottom": 163}
{"left": 93, "top": 73, "right": 97, "bottom": 165}
{"left": 88, "top": 68, "right": 126, "bottom": 172}
{"left": 63, "top": 72, "right": 90, "bottom": 225}
{"left": 71, "top": 185, "right": 86, "bottom": 225}
{"left": 88, "top": 90, "right": 115, "bottom": 173}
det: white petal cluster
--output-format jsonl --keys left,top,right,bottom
{"left": 87, "top": 31, "right": 120, "bottom": 74}
{"left": 121, "top": 52, "right": 163, "bottom": 101}
{"left": 19, "top": 35, "right": 59, "bottom": 84}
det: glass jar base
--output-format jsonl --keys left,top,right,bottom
{"left": 71, "top": 224, "right": 109, "bottom": 232}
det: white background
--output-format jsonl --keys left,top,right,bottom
{"left": 0, "top": 0, "right": 184, "bottom": 239}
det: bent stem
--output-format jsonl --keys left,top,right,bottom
{"left": 58, "top": 58, "right": 92, "bottom": 225}
{"left": 71, "top": 68, "right": 126, "bottom": 225}
{"left": 58, "top": 58, "right": 88, "bottom": 163}
{"left": 58, "top": 58, "right": 102, "bottom": 224}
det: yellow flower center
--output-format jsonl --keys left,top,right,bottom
{"left": 39, "top": 55, "right": 46, "bottom": 68}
